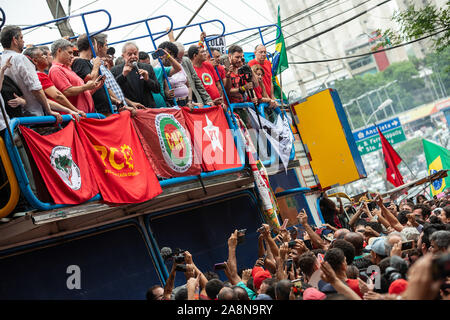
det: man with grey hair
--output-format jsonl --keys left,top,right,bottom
{"left": 49, "top": 38, "right": 105, "bottom": 114}
{"left": 401, "top": 227, "right": 420, "bottom": 242}
{"left": 111, "top": 42, "right": 160, "bottom": 108}
{"left": 430, "top": 230, "right": 450, "bottom": 255}
{"left": 0, "top": 25, "right": 62, "bottom": 121}
{"left": 91, "top": 33, "right": 142, "bottom": 112}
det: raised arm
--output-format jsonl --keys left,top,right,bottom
{"left": 225, "top": 230, "right": 241, "bottom": 285}
{"left": 260, "top": 224, "right": 279, "bottom": 259}
{"left": 320, "top": 261, "right": 361, "bottom": 300}
{"left": 375, "top": 194, "right": 403, "bottom": 232}
{"left": 163, "top": 262, "right": 177, "bottom": 300}
{"left": 297, "top": 209, "right": 327, "bottom": 250}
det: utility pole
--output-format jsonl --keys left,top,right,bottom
{"left": 46, "top": 0, "right": 75, "bottom": 38}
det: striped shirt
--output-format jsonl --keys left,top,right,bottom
{"left": 100, "top": 63, "right": 123, "bottom": 110}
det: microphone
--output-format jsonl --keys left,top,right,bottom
{"left": 160, "top": 247, "right": 173, "bottom": 261}
{"left": 132, "top": 61, "right": 144, "bottom": 80}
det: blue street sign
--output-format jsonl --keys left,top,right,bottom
{"left": 352, "top": 117, "right": 402, "bottom": 142}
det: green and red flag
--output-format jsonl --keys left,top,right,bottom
{"left": 132, "top": 108, "right": 201, "bottom": 178}
{"left": 76, "top": 112, "right": 162, "bottom": 204}
{"left": 20, "top": 121, "right": 99, "bottom": 204}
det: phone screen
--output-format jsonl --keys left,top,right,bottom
{"left": 214, "top": 263, "right": 227, "bottom": 270}
{"left": 401, "top": 241, "right": 413, "bottom": 250}
{"left": 223, "top": 57, "right": 231, "bottom": 69}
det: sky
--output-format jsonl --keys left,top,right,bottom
{"left": 1, "top": 0, "right": 281, "bottom": 54}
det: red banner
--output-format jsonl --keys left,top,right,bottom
{"left": 20, "top": 122, "right": 99, "bottom": 204}
{"left": 378, "top": 127, "right": 404, "bottom": 187}
{"left": 182, "top": 106, "right": 241, "bottom": 171}
{"left": 132, "top": 108, "right": 201, "bottom": 178}
{"left": 76, "top": 112, "right": 162, "bottom": 204}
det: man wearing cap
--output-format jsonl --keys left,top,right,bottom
{"left": 252, "top": 266, "right": 272, "bottom": 295}
{"left": 366, "top": 237, "right": 389, "bottom": 265}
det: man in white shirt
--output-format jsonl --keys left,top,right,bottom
{"left": 0, "top": 25, "right": 62, "bottom": 122}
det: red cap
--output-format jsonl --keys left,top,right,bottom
{"left": 303, "top": 287, "right": 326, "bottom": 300}
{"left": 251, "top": 266, "right": 264, "bottom": 279}
{"left": 388, "top": 279, "right": 408, "bottom": 295}
{"left": 253, "top": 270, "right": 272, "bottom": 291}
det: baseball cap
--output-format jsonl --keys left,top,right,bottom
{"left": 365, "top": 237, "right": 387, "bottom": 256}
{"left": 255, "top": 293, "right": 272, "bottom": 300}
{"left": 251, "top": 266, "right": 264, "bottom": 279}
{"left": 303, "top": 287, "right": 326, "bottom": 300}
{"left": 388, "top": 279, "right": 408, "bottom": 295}
{"left": 253, "top": 270, "right": 272, "bottom": 291}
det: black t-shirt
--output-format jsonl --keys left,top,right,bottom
{"left": 71, "top": 58, "right": 111, "bottom": 114}
{"left": 110, "top": 62, "right": 160, "bottom": 108}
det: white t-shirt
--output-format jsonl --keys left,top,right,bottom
{"left": 1, "top": 50, "right": 44, "bottom": 116}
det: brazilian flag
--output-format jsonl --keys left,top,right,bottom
{"left": 271, "top": 5, "right": 288, "bottom": 102}
{"left": 423, "top": 139, "right": 450, "bottom": 196}
{"left": 271, "top": 5, "right": 288, "bottom": 76}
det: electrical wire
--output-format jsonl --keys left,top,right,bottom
{"left": 286, "top": 0, "right": 392, "bottom": 51}
{"left": 288, "top": 27, "right": 449, "bottom": 65}
{"left": 234, "top": 0, "right": 355, "bottom": 47}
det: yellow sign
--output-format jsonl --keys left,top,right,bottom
{"left": 292, "top": 89, "right": 364, "bottom": 189}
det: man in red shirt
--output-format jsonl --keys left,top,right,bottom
{"left": 49, "top": 38, "right": 105, "bottom": 114}
{"left": 223, "top": 45, "right": 256, "bottom": 105}
{"left": 188, "top": 44, "right": 223, "bottom": 106}
{"left": 248, "top": 45, "right": 277, "bottom": 107}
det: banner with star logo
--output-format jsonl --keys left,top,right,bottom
{"left": 76, "top": 112, "right": 162, "bottom": 204}
{"left": 182, "top": 106, "right": 242, "bottom": 171}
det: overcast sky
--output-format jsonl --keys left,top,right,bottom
{"left": 2, "top": 0, "right": 280, "bottom": 53}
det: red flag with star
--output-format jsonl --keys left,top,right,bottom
{"left": 182, "top": 106, "right": 241, "bottom": 171}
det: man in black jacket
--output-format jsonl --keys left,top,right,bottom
{"left": 111, "top": 42, "right": 160, "bottom": 108}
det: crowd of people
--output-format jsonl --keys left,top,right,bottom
{"left": 0, "top": 24, "right": 280, "bottom": 140}
{"left": 147, "top": 192, "right": 450, "bottom": 301}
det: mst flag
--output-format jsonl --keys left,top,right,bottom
{"left": 182, "top": 106, "right": 241, "bottom": 171}
{"left": 378, "top": 127, "right": 404, "bottom": 187}
{"left": 132, "top": 108, "right": 201, "bottom": 178}
{"left": 76, "top": 112, "right": 162, "bottom": 204}
{"left": 20, "top": 122, "right": 99, "bottom": 204}
{"left": 423, "top": 139, "right": 450, "bottom": 196}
